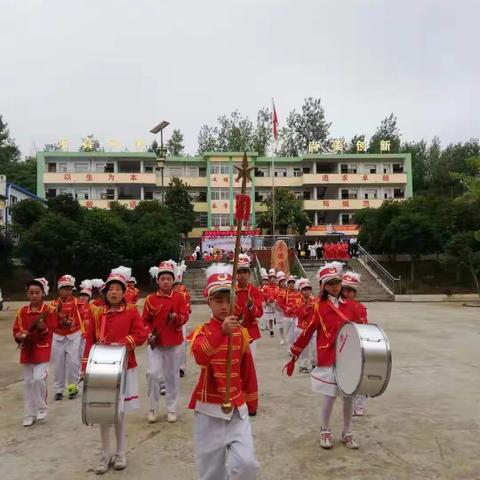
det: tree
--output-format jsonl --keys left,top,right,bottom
{"left": 167, "top": 129, "right": 185, "bottom": 156}
{"left": 257, "top": 188, "right": 312, "bottom": 234}
{"left": 10, "top": 199, "right": 47, "bottom": 233}
{"left": 47, "top": 193, "right": 83, "bottom": 220}
{"left": 197, "top": 125, "right": 219, "bottom": 154}
{"left": 451, "top": 157, "right": 480, "bottom": 200}
{"left": 79, "top": 134, "right": 102, "bottom": 152}
{"left": 368, "top": 113, "right": 401, "bottom": 153}
{"left": 346, "top": 134, "right": 366, "bottom": 154}
{"left": 0, "top": 230, "right": 13, "bottom": 279}
{"left": 402, "top": 139, "right": 429, "bottom": 192}
{"left": 444, "top": 231, "right": 480, "bottom": 296}
{"left": 0, "top": 115, "right": 20, "bottom": 164}
{"left": 164, "top": 178, "right": 195, "bottom": 237}
{"left": 251, "top": 107, "right": 272, "bottom": 156}
{"left": 279, "top": 97, "right": 331, "bottom": 156}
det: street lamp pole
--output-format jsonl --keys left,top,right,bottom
{"left": 150, "top": 120, "right": 170, "bottom": 205}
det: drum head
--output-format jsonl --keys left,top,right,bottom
{"left": 335, "top": 323, "right": 363, "bottom": 396}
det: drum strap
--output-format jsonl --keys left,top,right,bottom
{"left": 327, "top": 300, "right": 350, "bottom": 323}
{"left": 99, "top": 313, "right": 107, "bottom": 342}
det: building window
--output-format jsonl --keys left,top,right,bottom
{"left": 254, "top": 167, "right": 268, "bottom": 177}
{"left": 95, "top": 162, "right": 114, "bottom": 173}
{"left": 293, "top": 167, "right": 303, "bottom": 177}
{"left": 144, "top": 191, "right": 154, "bottom": 200}
{"left": 211, "top": 214, "right": 230, "bottom": 227}
{"left": 340, "top": 164, "right": 357, "bottom": 174}
{"left": 364, "top": 164, "right": 377, "bottom": 174}
{"left": 10, "top": 194, "right": 18, "bottom": 206}
{"left": 187, "top": 167, "right": 198, "bottom": 177}
{"left": 97, "top": 189, "right": 115, "bottom": 200}
{"left": 341, "top": 189, "right": 358, "bottom": 200}
{"left": 383, "top": 164, "right": 392, "bottom": 174}
{"left": 199, "top": 167, "right": 207, "bottom": 177}
{"left": 364, "top": 189, "right": 378, "bottom": 200}
{"left": 211, "top": 164, "right": 229, "bottom": 175}
{"left": 340, "top": 213, "right": 354, "bottom": 225}
{"left": 303, "top": 191, "right": 311, "bottom": 200}
{"left": 393, "top": 163, "right": 404, "bottom": 173}
{"left": 74, "top": 162, "right": 89, "bottom": 173}
{"left": 211, "top": 189, "right": 229, "bottom": 200}
{"left": 394, "top": 188, "right": 404, "bottom": 199}
{"left": 194, "top": 213, "right": 208, "bottom": 228}
{"left": 48, "top": 163, "right": 56, "bottom": 172}
{"left": 303, "top": 167, "right": 311, "bottom": 174}
{"left": 58, "top": 163, "right": 68, "bottom": 173}
{"left": 144, "top": 165, "right": 154, "bottom": 173}
{"left": 274, "top": 168, "right": 287, "bottom": 177}
{"left": 168, "top": 166, "right": 184, "bottom": 177}
{"left": 46, "top": 188, "right": 56, "bottom": 198}
{"left": 75, "top": 189, "right": 89, "bottom": 200}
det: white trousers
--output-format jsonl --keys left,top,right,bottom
{"left": 284, "top": 317, "right": 297, "bottom": 346}
{"left": 52, "top": 332, "right": 81, "bottom": 394}
{"left": 294, "top": 328, "right": 316, "bottom": 369}
{"left": 180, "top": 325, "right": 187, "bottom": 370}
{"left": 23, "top": 362, "right": 49, "bottom": 417}
{"left": 249, "top": 341, "right": 256, "bottom": 360}
{"left": 78, "top": 336, "right": 86, "bottom": 367}
{"left": 147, "top": 344, "right": 182, "bottom": 413}
{"left": 194, "top": 410, "right": 259, "bottom": 480}
{"left": 100, "top": 414, "right": 126, "bottom": 456}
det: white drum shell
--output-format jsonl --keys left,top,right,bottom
{"left": 82, "top": 344, "right": 127, "bottom": 426}
{"left": 334, "top": 322, "right": 391, "bottom": 397}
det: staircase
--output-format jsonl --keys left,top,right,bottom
{"left": 300, "top": 258, "right": 393, "bottom": 301}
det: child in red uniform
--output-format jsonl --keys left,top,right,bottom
{"left": 286, "top": 262, "right": 363, "bottom": 450}
{"left": 263, "top": 268, "right": 278, "bottom": 337}
{"left": 189, "top": 263, "right": 259, "bottom": 480}
{"left": 143, "top": 260, "right": 189, "bottom": 424}
{"left": 13, "top": 278, "right": 53, "bottom": 426}
{"left": 341, "top": 271, "right": 368, "bottom": 416}
{"left": 173, "top": 261, "right": 191, "bottom": 377}
{"left": 258, "top": 269, "right": 269, "bottom": 331}
{"left": 124, "top": 277, "right": 140, "bottom": 306}
{"left": 234, "top": 254, "right": 263, "bottom": 359}
{"left": 293, "top": 278, "right": 316, "bottom": 373}
{"left": 91, "top": 279, "right": 106, "bottom": 307}
{"left": 78, "top": 279, "right": 93, "bottom": 366}
{"left": 278, "top": 275, "right": 302, "bottom": 348}
{"left": 50, "top": 274, "right": 83, "bottom": 400}
{"left": 81, "top": 266, "right": 146, "bottom": 474}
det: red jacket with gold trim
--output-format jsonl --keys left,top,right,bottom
{"left": 124, "top": 286, "right": 140, "bottom": 305}
{"left": 295, "top": 295, "right": 317, "bottom": 330}
{"left": 92, "top": 297, "right": 106, "bottom": 307}
{"left": 78, "top": 300, "right": 94, "bottom": 339}
{"left": 235, "top": 283, "right": 263, "bottom": 342}
{"left": 174, "top": 284, "right": 192, "bottom": 315}
{"left": 261, "top": 283, "right": 278, "bottom": 303}
{"left": 81, "top": 303, "right": 146, "bottom": 371}
{"left": 188, "top": 318, "right": 258, "bottom": 413}
{"left": 142, "top": 290, "right": 189, "bottom": 347}
{"left": 351, "top": 299, "right": 368, "bottom": 324}
{"left": 49, "top": 297, "right": 84, "bottom": 336}
{"left": 13, "top": 303, "right": 54, "bottom": 364}
{"left": 278, "top": 289, "right": 302, "bottom": 317}
{"left": 291, "top": 298, "right": 362, "bottom": 367}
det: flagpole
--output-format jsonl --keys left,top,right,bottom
{"left": 272, "top": 99, "right": 277, "bottom": 241}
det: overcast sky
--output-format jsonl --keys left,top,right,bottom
{"left": 1, "top": 0, "right": 478, "bottom": 157}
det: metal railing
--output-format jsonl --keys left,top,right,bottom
{"left": 357, "top": 245, "right": 401, "bottom": 294}
{"left": 291, "top": 251, "right": 308, "bottom": 278}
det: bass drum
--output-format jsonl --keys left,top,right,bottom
{"left": 334, "top": 322, "right": 391, "bottom": 397}
{"left": 82, "top": 344, "right": 127, "bottom": 426}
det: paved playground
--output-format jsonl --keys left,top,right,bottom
{"left": 1, "top": 301, "right": 479, "bottom": 480}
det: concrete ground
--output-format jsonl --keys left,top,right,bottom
{"left": 0, "top": 301, "right": 479, "bottom": 480}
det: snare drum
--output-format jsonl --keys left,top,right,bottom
{"left": 82, "top": 344, "right": 127, "bottom": 426}
{"left": 334, "top": 322, "right": 391, "bottom": 397}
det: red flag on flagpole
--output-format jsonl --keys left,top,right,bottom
{"left": 272, "top": 99, "right": 278, "bottom": 142}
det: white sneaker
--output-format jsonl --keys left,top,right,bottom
{"left": 342, "top": 432, "right": 359, "bottom": 449}
{"left": 113, "top": 453, "right": 127, "bottom": 470}
{"left": 320, "top": 429, "right": 333, "bottom": 449}
{"left": 23, "top": 416, "right": 35, "bottom": 427}
{"left": 36, "top": 409, "right": 48, "bottom": 421}
{"left": 167, "top": 412, "right": 177, "bottom": 423}
{"left": 148, "top": 409, "right": 157, "bottom": 423}
{"left": 95, "top": 454, "right": 113, "bottom": 474}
